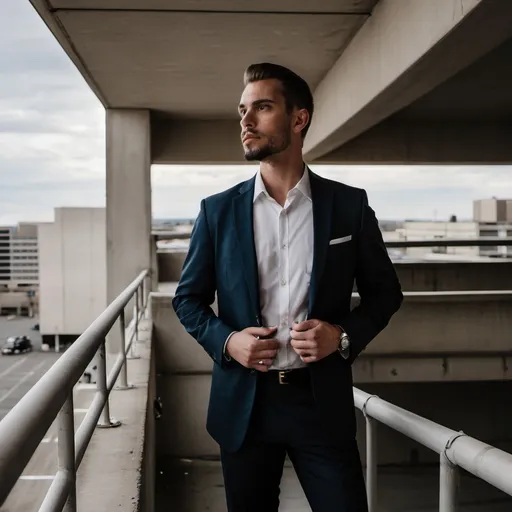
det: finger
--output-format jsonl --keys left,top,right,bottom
{"left": 248, "top": 326, "right": 278, "bottom": 338}
{"left": 300, "top": 355, "right": 317, "bottom": 364}
{"left": 293, "top": 319, "right": 319, "bottom": 331}
{"left": 252, "top": 359, "right": 273, "bottom": 371}
{"left": 290, "top": 329, "right": 312, "bottom": 341}
{"left": 251, "top": 349, "right": 278, "bottom": 360}
{"left": 256, "top": 339, "right": 280, "bottom": 350}
{"left": 290, "top": 339, "right": 316, "bottom": 350}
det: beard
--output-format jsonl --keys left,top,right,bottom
{"left": 243, "top": 130, "right": 291, "bottom": 162}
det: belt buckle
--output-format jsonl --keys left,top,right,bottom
{"left": 278, "top": 371, "right": 289, "bottom": 385}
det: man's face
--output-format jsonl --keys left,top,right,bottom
{"left": 238, "top": 79, "right": 292, "bottom": 161}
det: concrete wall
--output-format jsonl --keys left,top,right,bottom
{"left": 158, "top": 251, "right": 512, "bottom": 292}
{"left": 157, "top": 250, "right": 186, "bottom": 282}
{"left": 152, "top": 295, "right": 512, "bottom": 464}
{"left": 152, "top": 293, "right": 512, "bottom": 461}
{"left": 38, "top": 208, "right": 106, "bottom": 336}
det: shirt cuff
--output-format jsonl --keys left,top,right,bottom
{"left": 223, "top": 331, "right": 238, "bottom": 361}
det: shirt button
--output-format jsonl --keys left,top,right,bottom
{"left": 282, "top": 244, "right": 287, "bottom": 249}
{"left": 281, "top": 280, "right": 287, "bottom": 286}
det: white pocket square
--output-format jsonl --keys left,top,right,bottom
{"left": 329, "top": 235, "right": 352, "bottom": 246}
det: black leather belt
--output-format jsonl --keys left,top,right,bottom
{"left": 264, "top": 368, "right": 311, "bottom": 386}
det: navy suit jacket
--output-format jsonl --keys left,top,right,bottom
{"left": 172, "top": 168, "right": 403, "bottom": 452}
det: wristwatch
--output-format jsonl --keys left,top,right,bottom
{"left": 337, "top": 329, "right": 351, "bottom": 359}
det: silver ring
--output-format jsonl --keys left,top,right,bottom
{"left": 258, "top": 360, "right": 264, "bottom": 365}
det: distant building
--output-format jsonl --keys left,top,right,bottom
{"left": 395, "top": 221, "right": 480, "bottom": 260}
{"left": 473, "top": 199, "right": 512, "bottom": 258}
{"left": 38, "top": 208, "right": 106, "bottom": 347}
{"left": 0, "top": 223, "right": 39, "bottom": 292}
{"left": 0, "top": 224, "right": 39, "bottom": 316}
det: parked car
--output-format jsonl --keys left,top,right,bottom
{"left": 1, "top": 336, "right": 33, "bottom": 355}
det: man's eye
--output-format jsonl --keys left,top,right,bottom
{"left": 258, "top": 105, "right": 268, "bottom": 111}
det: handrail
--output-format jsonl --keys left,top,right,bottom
{"left": 354, "top": 388, "right": 512, "bottom": 511}
{"left": 386, "top": 237, "right": 512, "bottom": 248}
{"left": 152, "top": 230, "right": 512, "bottom": 248}
{"left": 0, "top": 269, "right": 150, "bottom": 510}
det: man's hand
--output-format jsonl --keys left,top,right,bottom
{"left": 226, "top": 326, "right": 279, "bottom": 372}
{"left": 290, "top": 319, "right": 341, "bottom": 364}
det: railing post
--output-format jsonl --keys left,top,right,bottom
{"left": 127, "top": 289, "right": 141, "bottom": 360}
{"left": 365, "top": 415, "right": 378, "bottom": 512}
{"left": 439, "top": 452, "right": 458, "bottom": 512}
{"left": 60, "top": 393, "right": 76, "bottom": 512}
{"left": 135, "top": 288, "right": 140, "bottom": 341}
{"left": 97, "top": 338, "right": 121, "bottom": 428}
{"left": 115, "top": 309, "right": 135, "bottom": 390}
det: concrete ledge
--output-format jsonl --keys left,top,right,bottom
{"left": 76, "top": 315, "right": 154, "bottom": 511}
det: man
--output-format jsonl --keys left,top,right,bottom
{"left": 172, "top": 63, "right": 403, "bottom": 511}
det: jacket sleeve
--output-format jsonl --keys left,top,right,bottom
{"left": 340, "top": 191, "right": 403, "bottom": 363}
{"left": 172, "top": 199, "right": 234, "bottom": 367}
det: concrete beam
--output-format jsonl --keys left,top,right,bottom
{"left": 315, "top": 119, "right": 512, "bottom": 164}
{"left": 304, "top": 0, "right": 512, "bottom": 160}
{"left": 29, "top": 0, "right": 107, "bottom": 106}
{"left": 152, "top": 118, "right": 246, "bottom": 165}
{"left": 107, "top": 109, "right": 152, "bottom": 350}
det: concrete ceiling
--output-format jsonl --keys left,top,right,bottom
{"left": 29, "top": 0, "right": 512, "bottom": 165}
{"left": 394, "top": 37, "right": 512, "bottom": 121}
{"left": 41, "top": 0, "right": 377, "bottom": 118}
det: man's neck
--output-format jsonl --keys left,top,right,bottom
{"left": 259, "top": 156, "right": 305, "bottom": 207}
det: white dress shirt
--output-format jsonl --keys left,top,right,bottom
{"left": 252, "top": 167, "right": 314, "bottom": 370}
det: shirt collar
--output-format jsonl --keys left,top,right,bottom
{"left": 253, "top": 165, "right": 312, "bottom": 203}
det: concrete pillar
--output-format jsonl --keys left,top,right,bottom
{"left": 106, "top": 109, "right": 152, "bottom": 352}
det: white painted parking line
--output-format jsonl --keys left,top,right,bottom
{"left": 0, "top": 357, "right": 28, "bottom": 380}
{"left": 0, "top": 361, "right": 47, "bottom": 403}
{"left": 19, "top": 476, "right": 54, "bottom": 481}
{"left": 74, "top": 408, "right": 88, "bottom": 413}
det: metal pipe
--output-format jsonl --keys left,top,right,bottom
{"left": 107, "top": 352, "right": 129, "bottom": 392}
{"left": 118, "top": 309, "right": 128, "bottom": 388}
{"left": 354, "top": 389, "right": 454, "bottom": 454}
{"left": 354, "top": 389, "right": 512, "bottom": 496}
{"left": 446, "top": 435, "right": 512, "bottom": 496}
{"left": 0, "top": 270, "right": 148, "bottom": 505}
{"left": 135, "top": 288, "right": 139, "bottom": 342}
{"left": 385, "top": 237, "right": 512, "bottom": 248}
{"left": 96, "top": 340, "right": 111, "bottom": 427}
{"left": 365, "top": 415, "right": 378, "bottom": 512}
{"left": 38, "top": 471, "right": 72, "bottom": 512}
{"left": 439, "top": 452, "right": 457, "bottom": 512}
{"left": 74, "top": 393, "right": 105, "bottom": 468}
{"left": 60, "top": 393, "right": 76, "bottom": 512}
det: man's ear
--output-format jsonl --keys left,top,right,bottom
{"left": 293, "top": 108, "right": 309, "bottom": 136}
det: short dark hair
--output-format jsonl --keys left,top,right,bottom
{"left": 243, "top": 63, "right": 314, "bottom": 138}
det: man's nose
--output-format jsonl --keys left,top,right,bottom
{"left": 240, "top": 111, "right": 255, "bottom": 129}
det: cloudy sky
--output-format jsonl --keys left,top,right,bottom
{"left": 2, "top": 1, "right": 511, "bottom": 225}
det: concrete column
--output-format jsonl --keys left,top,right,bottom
{"left": 106, "top": 109, "right": 152, "bottom": 352}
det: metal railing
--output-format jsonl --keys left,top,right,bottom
{"left": 0, "top": 269, "right": 150, "bottom": 510}
{"left": 385, "top": 237, "right": 512, "bottom": 248}
{"left": 355, "top": 388, "right": 512, "bottom": 512}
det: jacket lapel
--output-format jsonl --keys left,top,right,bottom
{"left": 233, "top": 177, "right": 261, "bottom": 320}
{"left": 308, "top": 170, "right": 333, "bottom": 316}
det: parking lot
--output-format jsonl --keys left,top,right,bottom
{"left": 0, "top": 316, "right": 97, "bottom": 511}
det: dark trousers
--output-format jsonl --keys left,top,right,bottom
{"left": 220, "top": 369, "right": 368, "bottom": 512}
